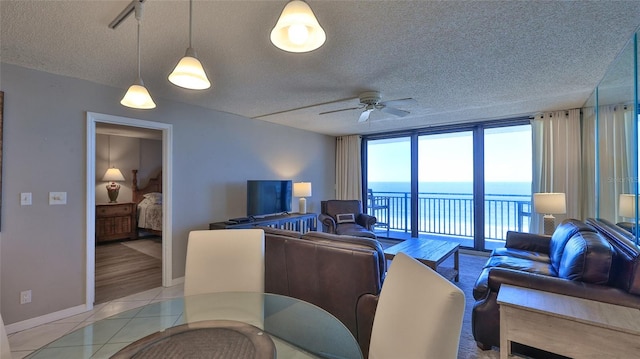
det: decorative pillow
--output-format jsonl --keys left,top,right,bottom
{"left": 336, "top": 213, "right": 356, "bottom": 224}
{"left": 143, "top": 192, "right": 162, "bottom": 204}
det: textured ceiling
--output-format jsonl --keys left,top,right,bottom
{"left": 2, "top": 1, "right": 640, "bottom": 136}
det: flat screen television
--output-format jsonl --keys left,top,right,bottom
{"left": 246, "top": 180, "right": 292, "bottom": 217}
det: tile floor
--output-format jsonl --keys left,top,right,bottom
{"left": 7, "top": 283, "right": 184, "bottom": 358}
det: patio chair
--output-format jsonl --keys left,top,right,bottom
{"left": 368, "top": 189, "right": 390, "bottom": 237}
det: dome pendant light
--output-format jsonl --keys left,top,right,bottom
{"left": 169, "top": 0, "right": 211, "bottom": 90}
{"left": 121, "top": 2, "right": 156, "bottom": 109}
{"left": 270, "top": 0, "right": 326, "bottom": 53}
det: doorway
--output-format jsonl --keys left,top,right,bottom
{"left": 85, "top": 112, "right": 173, "bottom": 308}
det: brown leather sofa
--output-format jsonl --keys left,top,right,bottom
{"left": 472, "top": 218, "right": 640, "bottom": 354}
{"left": 262, "top": 226, "right": 385, "bottom": 357}
{"left": 319, "top": 200, "right": 377, "bottom": 238}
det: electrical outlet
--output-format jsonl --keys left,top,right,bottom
{"left": 20, "top": 290, "right": 32, "bottom": 304}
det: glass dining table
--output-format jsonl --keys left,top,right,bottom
{"left": 27, "top": 292, "right": 363, "bottom": 359}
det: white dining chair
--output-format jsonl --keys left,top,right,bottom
{"left": 368, "top": 252, "right": 465, "bottom": 359}
{"left": 183, "top": 229, "right": 265, "bottom": 327}
{"left": 184, "top": 229, "right": 265, "bottom": 296}
{"left": 1, "top": 313, "right": 12, "bottom": 359}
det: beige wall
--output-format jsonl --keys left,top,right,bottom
{"left": 0, "top": 63, "right": 336, "bottom": 325}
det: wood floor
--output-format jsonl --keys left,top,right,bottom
{"left": 95, "top": 240, "right": 162, "bottom": 304}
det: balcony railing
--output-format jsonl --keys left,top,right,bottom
{"left": 368, "top": 191, "right": 531, "bottom": 241}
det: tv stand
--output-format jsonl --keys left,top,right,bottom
{"left": 209, "top": 213, "right": 317, "bottom": 234}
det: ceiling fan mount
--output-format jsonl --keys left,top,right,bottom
{"left": 359, "top": 91, "right": 383, "bottom": 106}
{"left": 319, "top": 91, "right": 415, "bottom": 123}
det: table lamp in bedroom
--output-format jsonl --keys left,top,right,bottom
{"left": 103, "top": 167, "right": 125, "bottom": 203}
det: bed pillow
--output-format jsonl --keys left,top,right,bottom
{"left": 336, "top": 213, "right": 355, "bottom": 224}
{"left": 143, "top": 192, "right": 162, "bottom": 204}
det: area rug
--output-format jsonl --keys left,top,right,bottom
{"left": 121, "top": 238, "right": 162, "bottom": 259}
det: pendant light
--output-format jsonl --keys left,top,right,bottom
{"left": 168, "top": 0, "right": 211, "bottom": 90}
{"left": 121, "top": 2, "right": 156, "bottom": 109}
{"left": 270, "top": 0, "right": 326, "bottom": 53}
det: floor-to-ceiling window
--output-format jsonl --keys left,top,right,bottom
{"left": 484, "top": 125, "right": 532, "bottom": 250}
{"left": 418, "top": 131, "right": 474, "bottom": 247}
{"left": 366, "top": 137, "right": 412, "bottom": 237}
{"left": 364, "top": 120, "right": 532, "bottom": 251}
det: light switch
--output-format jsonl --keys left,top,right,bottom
{"left": 49, "top": 192, "right": 67, "bottom": 205}
{"left": 21, "top": 193, "right": 32, "bottom": 205}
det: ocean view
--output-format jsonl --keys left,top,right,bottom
{"left": 369, "top": 181, "right": 531, "bottom": 197}
{"left": 368, "top": 181, "right": 532, "bottom": 240}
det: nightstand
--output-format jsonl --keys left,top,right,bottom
{"left": 96, "top": 202, "right": 137, "bottom": 243}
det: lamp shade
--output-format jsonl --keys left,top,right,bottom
{"left": 168, "top": 47, "right": 211, "bottom": 90}
{"left": 120, "top": 78, "right": 156, "bottom": 109}
{"left": 293, "top": 182, "right": 312, "bottom": 197}
{"left": 533, "top": 193, "right": 566, "bottom": 215}
{"left": 619, "top": 193, "right": 636, "bottom": 218}
{"left": 270, "top": 0, "right": 326, "bottom": 53}
{"left": 102, "top": 168, "right": 125, "bottom": 182}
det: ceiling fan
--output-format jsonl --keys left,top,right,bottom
{"left": 319, "top": 91, "right": 416, "bottom": 123}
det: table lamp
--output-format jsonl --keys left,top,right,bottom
{"left": 533, "top": 192, "right": 566, "bottom": 235}
{"left": 619, "top": 194, "right": 636, "bottom": 219}
{"left": 618, "top": 193, "right": 637, "bottom": 233}
{"left": 103, "top": 167, "right": 125, "bottom": 203}
{"left": 293, "top": 182, "right": 312, "bottom": 214}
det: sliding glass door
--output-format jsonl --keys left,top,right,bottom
{"left": 364, "top": 121, "right": 532, "bottom": 251}
{"left": 484, "top": 125, "right": 532, "bottom": 250}
{"left": 418, "top": 132, "right": 474, "bottom": 247}
{"left": 366, "top": 137, "right": 412, "bottom": 238}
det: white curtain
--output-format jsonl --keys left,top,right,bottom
{"left": 336, "top": 135, "right": 362, "bottom": 201}
{"left": 581, "top": 106, "right": 597, "bottom": 219}
{"left": 597, "top": 105, "right": 635, "bottom": 222}
{"left": 531, "top": 109, "right": 581, "bottom": 234}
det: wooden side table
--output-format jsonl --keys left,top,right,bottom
{"left": 497, "top": 284, "right": 640, "bottom": 358}
{"left": 96, "top": 202, "right": 137, "bottom": 243}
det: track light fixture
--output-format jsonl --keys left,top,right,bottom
{"left": 168, "top": 0, "right": 211, "bottom": 90}
{"left": 120, "top": 2, "right": 156, "bottom": 109}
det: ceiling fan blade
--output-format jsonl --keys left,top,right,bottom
{"left": 319, "top": 107, "right": 360, "bottom": 115}
{"left": 381, "top": 106, "right": 410, "bottom": 117}
{"left": 359, "top": 109, "right": 374, "bottom": 123}
{"left": 381, "top": 97, "right": 417, "bottom": 108}
{"left": 253, "top": 96, "right": 359, "bottom": 119}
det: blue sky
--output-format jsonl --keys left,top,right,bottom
{"left": 368, "top": 125, "right": 532, "bottom": 183}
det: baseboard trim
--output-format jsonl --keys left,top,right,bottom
{"left": 168, "top": 276, "right": 185, "bottom": 287}
{"left": 7, "top": 278, "right": 185, "bottom": 334}
{"left": 5, "top": 303, "right": 89, "bottom": 334}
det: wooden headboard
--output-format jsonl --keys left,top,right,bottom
{"left": 132, "top": 169, "right": 162, "bottom": 204}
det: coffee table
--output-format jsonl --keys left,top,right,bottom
{"left": 384, "top": 238, "right": 459, "bottom": 281}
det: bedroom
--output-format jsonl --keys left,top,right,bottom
{"left": 95, "top": 127, "right": 163, "bottom": 303}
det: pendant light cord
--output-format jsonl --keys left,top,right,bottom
{"left": 188, "top": 0, "right": 193, "bottom": 49}
{"left": 135, "top": 2, "right": 143, "bottom": 79}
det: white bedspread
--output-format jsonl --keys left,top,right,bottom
{"left": 138, "top": 202, "right": 162, "bottom": 231}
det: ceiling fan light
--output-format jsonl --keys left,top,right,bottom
{"left": 271, "top": 0, "right": 326, "bottom": 53}
{"left": 121, "top": 78, "right": 156, "bottom": 109}
{"left": 169, "top": 47, "right": 211, "bottom": 90}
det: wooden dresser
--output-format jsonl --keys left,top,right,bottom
{"left": 96, "top": 202, "right": 137, "bottom": 243}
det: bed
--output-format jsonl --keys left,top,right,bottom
{"left": 132, "top": 169, "right": 163, "bottom": 236}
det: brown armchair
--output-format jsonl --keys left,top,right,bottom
{"left": 319, "top": 200, "right": 377, "bottom": 238}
